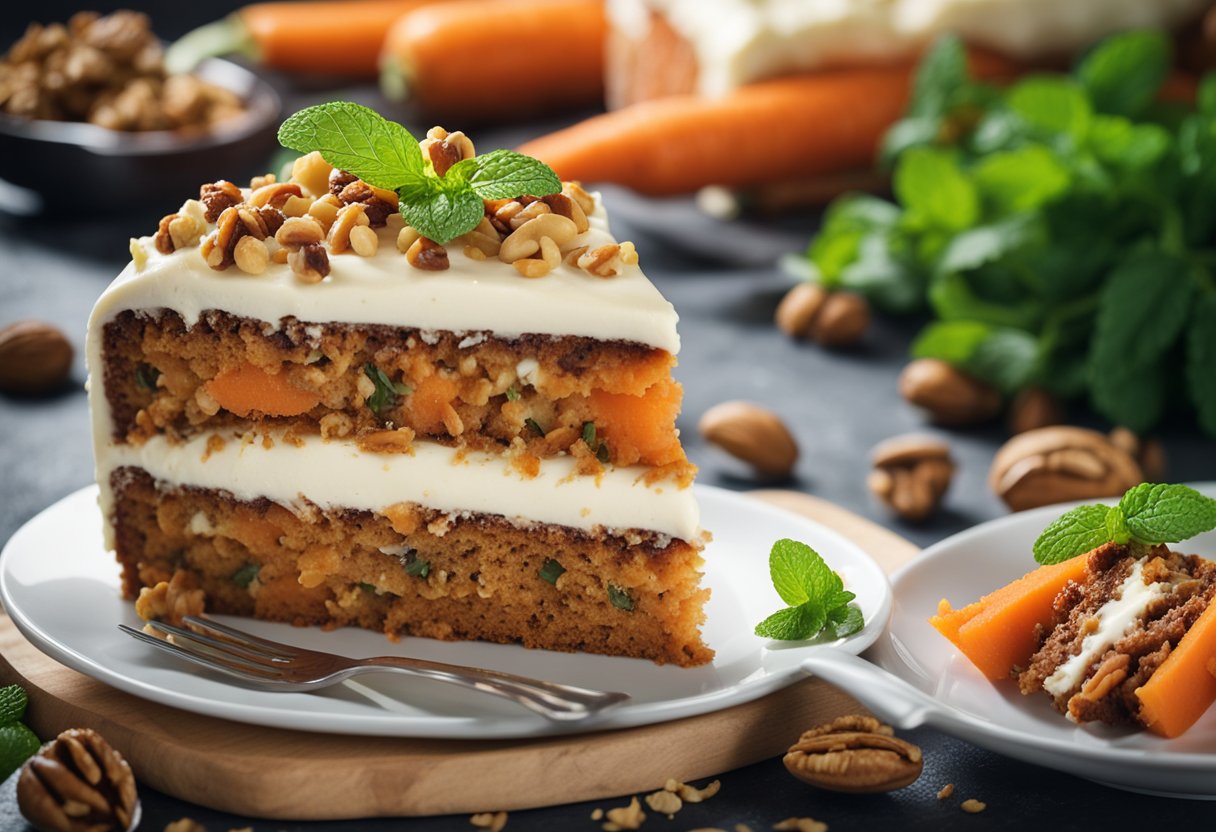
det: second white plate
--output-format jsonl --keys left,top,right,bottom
{"left": 0, "top": 484, "right": 892, "bottom": 739}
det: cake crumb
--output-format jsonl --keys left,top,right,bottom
{"left": 602, "top": 796, "right": 646, "bottom": 831}
{"left": 644, "top": 788, "right": 682, "bottom": 816}
{"left": 676, "top": 779, "right": 721, "bottom": 803}
{"left": 961, "top": 799, "right": 987, "bottom": 814}
{"left": 164, "top": 820, "right": 206, "bottom": 832}
{"left": 591, "top": 808, "right": 604, "bottom": 821}
{"left": 937, "top": 783, "right": 955, "bottom": 800}
{"left": 469, "top": 811, "right": 508, "bottom": 831}
{"left": 773, "top": 819, "right": 828, "bottom": 832}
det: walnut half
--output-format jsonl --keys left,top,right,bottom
{"left": 16, "top": 729, "right": 140, "bottom": 832}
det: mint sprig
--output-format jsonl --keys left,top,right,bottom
{"left": 0, "top": 684, "right": 39, "bottom": 782}
{"left": 277, "top": 103, "right": 560, "bottom": 244}
{"left": 754, "top": 539, "right": 865, "bottom": 641}
{"left": 1033, "top": 483, "right": 1216, "bottom": 564}
{"left": 364, "top": 363, "right": 411, "bottom": 417}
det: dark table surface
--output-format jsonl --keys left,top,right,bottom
{"left": 3, "top": 3, "right": 1216, "bottom": 830}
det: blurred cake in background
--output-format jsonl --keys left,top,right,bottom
{"left": 606, "top": 0, "right": 1211, "bottom": 106}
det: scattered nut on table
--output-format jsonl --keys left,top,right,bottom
{"left": 698, "top": 400, "right": 798, "bottom": 479}
{"left": 783, "top": 714, "right": 923, "bottom": 793}
{"left": 867, "top": 434, "right": 954, "bottom": 522}
{"left": 0, "top": 320, "right": 74, "bottom": 396}
{"left": 989, "top": 426, "right": 1143, "bottom": 511}
{"left": 16, "top": 728, "right": 139, "bottom": 832}
{"left": 775, "top": 284, "right": 870, "bottom": 347}
{"left": 898, "top": 358, "right": 1001, "bottom": 425}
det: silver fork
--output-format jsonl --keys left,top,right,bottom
{"left": 118, "top": 616, "right": 630, "bottom": 722}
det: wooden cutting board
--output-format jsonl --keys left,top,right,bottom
{"left": 0, "top": 490, "right": 918, "bottom": 820}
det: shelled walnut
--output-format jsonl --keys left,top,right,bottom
{"left": 775, "top": 283, "right": 870, "bottom": 346}
{"left": 0, "top": 320, "right": 73, "bottom": 395}
{"left": 989, "top": 426, "right": 1143, "bottom": 511}
{"left": 16, "top": 729, "right": 139, "bottom": 832}
{"left": 698, "top": 401, "right": 798, "bottom": 479}
{"left": 899, "top": 359, "right": 1001, "bottom": 425}
{"left": 784, "top": 715, "right": 923, "bottom": 793}
{"left": 867, "top": 435, "right": 954, "bottom": 522}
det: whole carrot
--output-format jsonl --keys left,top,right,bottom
{"left": 380, "top": 0, "right": 605, "bottom": 122}
{"left": 167, "top": 1, "right": 456, "bottom": 77}
{"left": 518, "top": 50, "right": 1020, "bottom": 195}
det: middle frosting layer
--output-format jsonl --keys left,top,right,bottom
{"left": 102, "top": 432, "right": 701, "bottom": 540}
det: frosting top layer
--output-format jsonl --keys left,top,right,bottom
{"left": 99, "top": 197, "right": 680, "bottom": 354}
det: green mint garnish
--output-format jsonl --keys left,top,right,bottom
{"left": 505, "top": 386, "right": 521, "bottom": 402}
{"left": 803, "top": 30, "right": 1216, "bottom": 437}
{"left": 135, "top": 363, "right": 160, "bottom": 393}
{"left": 1033, "top": 484, "right": 1216, "bottom": 565}
{"left": 581, "top": 421, "right": 596, "bottom": 446}
{"left": 231, "top": 563, "right": 260, "bottom": 588}
{"left": 0, "top": 685, "right": 28, "bottom": 726}
{"left": 0, "top": 722, "right": 40, "bottom": 783}
{"left": 365, "top": 363, "right": 411, "bottom": 416}
{"left": 754, "top": 539, "right": 865, "bottom": 641}
{"left": 524, "top": 418, "right": 545, "bottom": 437}
{"left": 539, "top": 559, "right": 565, "bottom": 585}
{"left": 357, "top": 582, "right": 377, "bottom": 593}
{"left": 608, "top": 584, "right": 635, "bottom": 612}
{"left": 403, "top": 552, "right": 430, "bottom": 579}
{"left": 277, "top": 102, "right": 559, "bottom": 244}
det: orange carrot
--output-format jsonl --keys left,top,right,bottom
{"left": 205, "top": 362, "right": 321, "bottom": 418}
{"left": 168, "top": 2, "right": 457, "bottom": 77}
{"left": 517, "top": 50, "right": 1019, "bottom": 196}
{"left": 1136, "top": 599, "right": 1216, "bottom": 738}
{"left": 930, "top": 555, "right": 1091, "bottom": 681}
{"left": 589, "top": 378, "right": 685, "bottom": 467}
{"left": 380, "top": 0, "right": 605, "bottom": 122}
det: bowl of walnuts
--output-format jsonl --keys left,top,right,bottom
{"left": 0, "top": 10, "right": 279, "bottom": 210}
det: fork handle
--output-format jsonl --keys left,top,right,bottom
{"left": 359, "top": 656, "right": 629, "bottom": 721}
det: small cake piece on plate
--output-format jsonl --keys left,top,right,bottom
{"left": 87, "top": 122, "right": 712, "bottom": 667}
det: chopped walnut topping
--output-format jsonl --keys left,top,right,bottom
{"left": 349, "top": 224, "right": 379, "bottom": 257}
{"left": 276, "top": 215, "right": 325, "bottom": 248}
{"left": 406, "top": 235, "right": 450, "bottom": 271}
{"left": 328, "top": 202, "right": 370, "bottom": 253}
{"left": 562, "top": 180, "right": 595, "bottom": 215}
{"left": 289, "top": 242, "right": 330, "bottom": 283}
{"left": 249, "top": 181, "right": 302, "bottom": 209}
{"left": 290, "top": 150, "right": 332, "bottom": 197}
{"left": 328, "top": 168, "right": 358, "bottom": 196}
{"left": 578, "top": 242, "right": 635, "bottom": 278}
{"left": 199, "top": 205, "right": 245, "bottom": 270}
{"left": 249, "top": 172, "right": 275, "bottom": 190}
{"left": 233, "top": 235, "right": 269, "bottom": 274}
{"left": 308, "top": 193, "right": 342, "bottom": 231}
{"left": 421, "top": 126, "right": 475, "bottom": 176}
{"left": 153, "top": 213, "right": 178, "bottom": 254}
{"left": 199, "top": 179, "right": 242, "bottom": 223}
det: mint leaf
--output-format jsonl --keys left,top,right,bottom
{"left": 769, "top": 538, "right": 813, "bottom": 606}
{"left": 1090, "top": 360, "right": 1166, "bottom": 435}
{"left": 1187, "top": 294, "right": 1216, "bottom": 436}
{"left": 807, "top": 194, "right": 899, "bottom": 286}
{"left": 894, "top": 148, "right": 979, "bottom": 232}
{"left": 1119, "top": 483, "right": 1216, "bottom": 544}
{"left": 1076, "top": 31, "right": 1170, "bottom": 118}
{"left": 539, "top": 559, "right": 565, "bottom": 585}
{"left": 1200, "top": 73, "right": 1216, "bottom": 117}
{"left": 1088, "top": 116, "right": 1170, "bottom": 169}
{"left": 365, "top": 363, "right": 411, "bottom": 416}
{"left": 403, "top": 553, "right": 430, "bottom": 578}
{"left": 1033, "top": 504, "right": 1113, "bottom": 564}
{"left": 1092, "top": 252, "right": 1193, "bottom": 371}
{"left": 449, "top": 149, "right": 561, "bottom": 200}
{"left": 968, "top": 327, "right": 1039, "bottom": 395}
{"left": 1007, "top": 77, "right": 1091, "bottom": 141}
{"left": 398, "top": 176, "right": 486, "bottom": 245}
{"left": 608, "top": 584, "right": 635, "bottom": 612}
{"left": 838, "top": 231, "right": 924, "bottom": 314}
{"left": 827, "top": 605, "right": 865, "bottom": 639}
{"left": 278, "top": 102, "right": 422, "bottom": 190}
{"left": 0, "top": 722, "right": 40, "bottom": 782}
{"left": 754, "top": 604, "right": 822, "bottom": 641}
{"left": 972, "top": 145, "right": 1070, "bottom": 214}
{"left": 231, "top": 563, "right": 259, "bottom": 588}
{"left": 1106, "top": 504, "right": 1129, "bottom": 544}
{"left": 0, "top": 685, "right": 28, "bottom": 725}
{"left": 912, "top": 320, "right": 992, "bottom": 365}
{"left": 909, "top": 34, "right": 968, "bottom": 118}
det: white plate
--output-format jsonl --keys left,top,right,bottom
{"left": 0, "top": 484, "right": 891, "bottom": 739}
{"left": 803, "top": 483, "right": 1216, "bottom": 799}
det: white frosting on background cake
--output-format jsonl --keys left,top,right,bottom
{"left": 609, "top": 0, "right": 1208, "bottom": 98}
{"left": 86, "top": 191, "right": 696, "bottom": 548}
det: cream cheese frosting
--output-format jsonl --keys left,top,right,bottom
{"left": 101, "top": 432, "right": 700, "bottom": 541}
{"left": 609, "top": 0, "right": 1208, "bottom": 98}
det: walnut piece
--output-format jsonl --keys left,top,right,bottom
{"left": 776, "top": 283, "right": 870, "bottom": 347}
{"left": 989, "top": 426, "right": 1143, "bottom": 511}
{"left": 867, "top": 434, "right": 954, "bottom": 523}
{"left": 135, "top": 570, "right": 205, "bottom": 627}
{"left": 0, "top": 320, "right": 73, "bottom": 396}
{"left": 783, "top": 715, "right": 923, "bottom": 793}
{"left": 16, "top": 728, "right": 140, "bottom": 832}
{"left": 698, "top": 400, "right": 798, "bottom": 479}
{"left": 898, "top": 358, "right": 1002, "bottom": 426}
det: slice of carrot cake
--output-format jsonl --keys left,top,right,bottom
{"left": 86, "top": 112, "right": 711, "bottom": 666}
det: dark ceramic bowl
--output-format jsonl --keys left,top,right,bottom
{"left": 0, "top": 57, "right": 280, "bottom": 212}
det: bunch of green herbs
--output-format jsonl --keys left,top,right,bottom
{"left": 804, "top": 31, "right": 1216, "bottom": 436}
